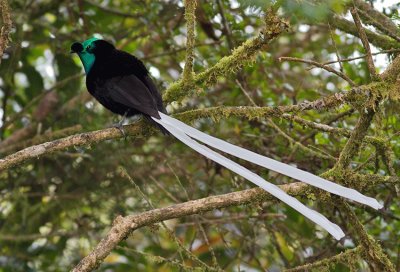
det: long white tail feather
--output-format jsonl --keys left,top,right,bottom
{"left": 158, "top": 112, "right": 382, "bottom": 210}
{"left": 152, "top": 116, "right": 345, "bottom": 240}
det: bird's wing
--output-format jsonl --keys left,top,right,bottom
{"left": 104, "top": 75, "right": 160, "bottom": 118}
{"left": 142, "top": 75, "right": 166, "bottom": 113}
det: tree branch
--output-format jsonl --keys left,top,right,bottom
{"left": 0, "top": 80, "right": 392, "bottom": 173}
{"left": 285, "top": 246, "right": 362, "bottom": 272}
{"left": 327, "top": 16, "right": 399, "bottom": 50}
{"left": 334, "top": 101, "right": 376, "bottom": 170}
{"left": 182, "top": 0, "right": 196, "bottom": 82}
{"left": 0, "top": 0, "right": 12, "bottom": 64}
{"left": 350, "top": 7, "right": 378, "bottom": 80}
{"left": 70, "top": 182, "right": 323, "bottom": 271}
{"left": 71, "top": 171, "right": 400, "bottom": 271}
{"left": 163, "top": 10, "right": 289, "bottom": 103}
{"left": 353, "top": 0, "right": 400, "bottom": 42}
{"left": 0, "top": 121, "right": 148, "bottom": 172}
{"left": 341, "top": 202, "right": 396, "bottom": 271}
{"left": 279, "top": 56, "right": 356, "bottom": 86}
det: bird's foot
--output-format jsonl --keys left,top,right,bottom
{"left": 112, "top": 112, "right": 129, "bottom": 139}
{"left": 114, "top": 122, "right": 127, "bottom": 139}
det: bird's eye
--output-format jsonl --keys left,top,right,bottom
{"left": 86, "top": 45, "right": 90, "bottom": 50}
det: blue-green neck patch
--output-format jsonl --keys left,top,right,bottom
{"left": 77, "top": 51, "right": 96, "bottom": 74}
{"left": 77, "top": 37, "right": 100, "bottom": 74}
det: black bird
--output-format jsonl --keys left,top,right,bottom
{"left": 71, "top": 37, "right": 382, "bottom": 240}
{"left": 70, "top": 38, "right": 169, "bottom": 134}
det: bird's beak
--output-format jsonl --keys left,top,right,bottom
{"left": 70, "top": 50, "right": 75, "bottom": 54}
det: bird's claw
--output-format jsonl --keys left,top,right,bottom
{"left": 114, "top": 122, "right": 127, "bottom": 139}
{"left": 113, "top": 112, "right": 128, "bottom": 139}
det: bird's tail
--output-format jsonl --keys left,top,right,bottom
{"left": 151, "top": 112, "right": 382, "bottom": 240}
{"left": 144, "top": 115, "right": 171, "bottom": 135}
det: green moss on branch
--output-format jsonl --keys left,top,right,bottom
{"left": 163, "top": 10, "right": 289, "bottom": 103}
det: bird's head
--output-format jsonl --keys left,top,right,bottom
{"left": 70, "top": 37, "right": 115, "bottom": 74}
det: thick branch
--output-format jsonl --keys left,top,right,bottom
{"left": 353, "top": 0, "right": 400, "bottom": 42}
{"left": 341, "top": 202, "right": 396, "bottom": 271}
{"left": 0, "top": 125, "right": 82, "bottom": 155}
{"left": 71, "top": 171, "right": 400, "bottom": 272}
{"left": 0, "top": 121, "right": 148, "bottom": 172}
{"left": 0, "top": 82, "right": 389, "bottom": 173}
{"left": 71, "top": 185, "right": 300, "bottom": 271}
{"left": 328, "top": 16, "right": 399, "bottom": 50}
{"left": 334, "top": 102, "right": 376, "bottom": 170}
{"left": 380, "top": 54, "right": 400, "bottom": 82}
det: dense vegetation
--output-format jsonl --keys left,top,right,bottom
{"left": 0, "top": 0, "right": 399, "bottom": 271}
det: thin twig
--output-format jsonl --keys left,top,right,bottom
{"left": 164, "top": 10, "right": 288, "bottom": 103}
{"left": 328, "top": 22, "right": 343, "bottom": 72}
{"left": 236, "top": 79, "right": 335, "bottom": 160}
{"left": 120, "top": 167, "right": 217, "bottom": 271}
{"left": 182, "top": 0, "right": 197, "bottom": 82}
{"left": 350, "top": 6, "right": 378, "bottom": 80}
{"left": 278, "top": 57, "right": 356, "bottom": 86}
{"left": 116, "top": 246, "right": 200, "bottom": 271}
{"left": 177, "top": 213, "right": 286, "bottom": 227}
{"left": 311, "top": 49, "right": 400, "bottom": 68}
{"left": 142, "top": 41, "right": 222, "bottom": 60}
{"left": 216, "top": 0, "right": 234, "bottom": 50}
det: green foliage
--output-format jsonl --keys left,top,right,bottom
{"left": 0, "top": 0, "right": 399, "bottom": 271}
{"left": 282, "top": 0, "right": 348, "bottom": 22}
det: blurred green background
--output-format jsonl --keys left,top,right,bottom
{"left": 0, "top": 0, "right": 399, "bottom": 271}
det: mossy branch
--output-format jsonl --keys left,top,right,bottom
{"left": 163, "top": 10, "right": 289, "bottom": 103}
{"left": 327, "top": 16, "right": 399, "bottom": 50}
{"left": 353, "top": 0, "right": 400, "bottom": 42}
{"left": 0, "top": 121, "right": 149, "bottom": 172}
{"left": 284, "top": 246, "right": 363, "bottom": 272}
{"left": 0, "top": 83, "right": 393, "bottom": 173}
{"left": 350, "top": 7, "right": 378, "bottom": 80}
{"left": 70, "top": 170, "right": 400, "bottom": 272}
{"left": 334, "top": 99, "right": 377, "bottom": 170}
{"left": 340, "top": 202, "right": 396, "bottom": 272}
{"left": 182, "top": 0, "right": 197, "bottom": 83}
{"left": 71, "top": 183, "right": 306, "bottom": 272}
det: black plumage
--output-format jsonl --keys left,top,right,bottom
{"left": 77, "top": 40, "right": 169, "bottom": 134}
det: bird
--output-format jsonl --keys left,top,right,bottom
{"left": 71, "top": 37, "right": 382, "bottom": 240}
